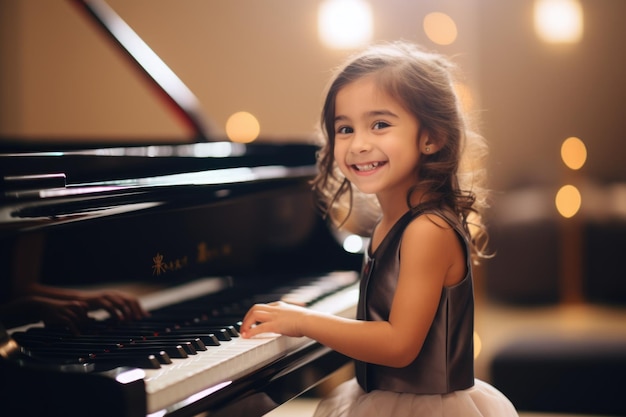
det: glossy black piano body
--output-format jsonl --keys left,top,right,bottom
{"left": 0, "top": 142, "right": 362, "bottom": 417}
{"left": 0, "top": 142, "right": 357, "bottom": 288}
{"left": 0, "top": 0, "right": 362, "bottom": 415}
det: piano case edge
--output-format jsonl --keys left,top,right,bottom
{"left": 0, "top": 340, "right": 352, "bottom": 417}
{"left": 173, "top": 341, "right": 352, "bottom": 417}
{"left": 0, "top": 359, "right": 147, "bottom": 417}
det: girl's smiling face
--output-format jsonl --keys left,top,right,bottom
{"left": 333, "top": 75, "right": 427, "bottom": 205}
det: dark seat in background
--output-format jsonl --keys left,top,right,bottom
{"left": 491, "top": 336, "right": 626, "bottom": 416}
{"left": 484, "top": 186, "right": 626, "bottom": 416}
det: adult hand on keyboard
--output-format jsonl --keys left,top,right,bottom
{"left": 35, "top": 296, "right": 91, "bottom": 334}
{"left": 71, "top": 288, "right": 149, "bottom": 322}
{"left": 1, "top": 285, "right": 149, "bottom": 334}
{"left": 0, "top": 295, "right": 89, "bottom": 335}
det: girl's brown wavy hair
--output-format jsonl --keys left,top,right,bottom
{"left": 311, "top": 41, "right": 490, "bottom": 262}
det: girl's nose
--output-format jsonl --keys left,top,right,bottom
{"left": 350, "top": 132, "right": 371, "bottom": 153}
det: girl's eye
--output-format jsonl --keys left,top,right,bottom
{"left": 373, "top": 121, "right": 390, "bottom": 130}
{"left": 336, "top": 126, "right": 353, "bottom": 135}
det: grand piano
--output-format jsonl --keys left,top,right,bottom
{"left": 0, "top": 1, "right": 362, "bottom": 416}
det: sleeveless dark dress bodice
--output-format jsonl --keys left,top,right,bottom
{"left": 355, "top": 209, "right": 475, "bottom": 394}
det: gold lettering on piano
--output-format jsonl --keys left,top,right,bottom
{"left": 152, "top": 253, "right": 166, "bottom": 275}
{"left": 151, "top": 244, "right": 231, "bottom": 275}
{"left": 197, "top": 242, "right": 232, "bottom": 264}
{"left": 152, "top": 252, "right": 189, "bottom": 275}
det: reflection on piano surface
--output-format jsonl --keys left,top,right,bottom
{"left": 0, "top": 1, "right": 362, "bottom": 416}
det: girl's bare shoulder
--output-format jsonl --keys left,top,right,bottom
{"left": 401, "top": 211, "right": 459, "bottom": 254}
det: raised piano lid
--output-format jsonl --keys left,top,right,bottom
{"left": 70, "top": 0, "right": 216, "bottom": 142}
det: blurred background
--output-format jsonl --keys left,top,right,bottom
{"left": 1, "top": 0, "right": 625, "bottom": 415}
{"left": 1, "top": 0, "right": 625, "bottom": 188}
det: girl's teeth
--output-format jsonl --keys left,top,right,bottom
{"left": 355, "top": 162, "right": 380, "bottom": 171}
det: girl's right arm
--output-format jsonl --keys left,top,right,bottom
{"left": 240, "top": 300, "right": 404, "bottom": 366}
{"left": 240, "top": 215, "right": 462, "bottom": 368}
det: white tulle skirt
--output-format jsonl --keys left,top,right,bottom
{"left": 312, "top": 378, "right": 518, "bottom": 417}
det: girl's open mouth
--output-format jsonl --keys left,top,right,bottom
{"left": 352, "top": 161, "right": 386, "bottom": 172}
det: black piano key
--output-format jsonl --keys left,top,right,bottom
{"left": 177, "top": 341, "right": 197, "bottom": 355}
{"left": 20, "top": 349, "right": 91, "bottom": 365}
{"left": 15, "top": 332, "right": 194, "bottom": 357}
{"left": 30, "top": 342, "right": 189, "bottom": 360}
{"left": 140, "top": 335, "right": 208, "bottom": 351}
{"left": 184, "top": 318, "right": 243, "bottom": 332}
{"left": 177, "top": 333, "right": 220, "bottom": 346}
{"left": 15, "top": 332, "right": 132, "bottom": 348}
{"left": 16, "top": 328, "right": 221, "bottom": 357}
{"left": 110, "top": 343, "right": 189, "bottom": 359}
{"left": 131, "top": 334, "right": 218, "bottom": 348}
{"left": 168, "top": 318, "right": 243, "bottom": 333}
{"left": 165, "top": 327, "right": 232, "bottom": 341}
{"left": 91, "top": 317, "right": 237, "bottom": 342}
{"left": 187, "top": 337, "right": 207, "bottom": 351}
{"left": 91, "top": 353, "right": 163, "bottom": 370}
{"left": 169, "top": 337, "right": 206, "bottom": 351}
{"left": 125, "top": 354, "right": 162, "bottom": 370}
{"left": 21, "top": 347, "right": 162, "bottom": 370}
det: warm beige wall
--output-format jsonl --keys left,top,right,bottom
{"left": 476, "top": 0, "right": 626, "bottom": 189}
{"left": 0, "top": 0, "right": 21, "bottom": 134}
{"left": 1, "top": 0, "right": 625, "bottom": 191}
{"left": 1, "top": 0, "right": 482, "bottom": 140}
{"left": 0, "top": 0, "right": 479, "bottom": 142}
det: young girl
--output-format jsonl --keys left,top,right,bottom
{"left": 240, "top": 41, "right": 518, "bottom": 417}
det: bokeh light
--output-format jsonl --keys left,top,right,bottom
{"left": 561, "top": 136, "right": 587, "bottom": 170}
{"left": 474, "top": 331, "right": 482, "bottom": 359}
{"left": 534, "top": 0, "right": 583, "bottom": 43}
{"left": 342, "top": 234, "right": 365, "bottom": 253}
{"left": 225, "top": 111, "right": 260, "bottom": 143}
{"left": 423, "top": 12, "right": 458, "bottom": 46}
{"left": 556, "top": 184, "right": 582, "bottom": 218}
{"left": 318, "top": 0, "right": 373, "bottom": 49}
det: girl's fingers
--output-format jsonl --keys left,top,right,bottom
{"left": 241, "top": 304, "right": 274, "bottom": 337}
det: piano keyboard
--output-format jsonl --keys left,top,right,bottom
{"left": 10, "top": 271, "right": 359, "bottom": 416}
